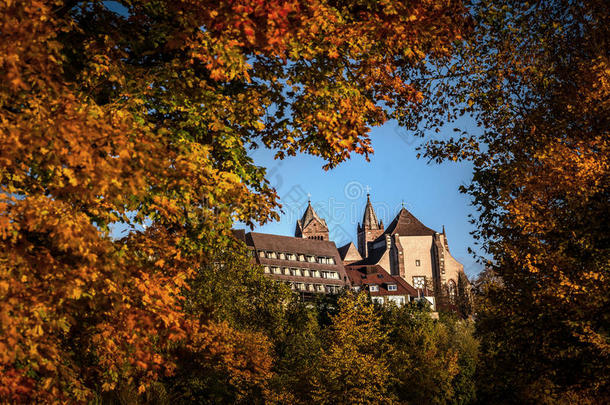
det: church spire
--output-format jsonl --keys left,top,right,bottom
{"left": 357, "top": 193, "right": 385, "bottom": 258}
{"left": 361, "top": 193, "right": 383, "bottom": 230}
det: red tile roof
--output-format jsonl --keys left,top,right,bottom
{"left": 344, "top": 264, "right": 418, "bottom": 297}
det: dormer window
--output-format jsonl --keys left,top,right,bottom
{"left": 369, "top": 285, "right": 379, "bottom": 292}
{"left": 387, "top": 284, "right": 397, "bottom": 291}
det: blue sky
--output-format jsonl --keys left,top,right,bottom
{"left": 246, "top": 119, "right": 485, "bottom": 277}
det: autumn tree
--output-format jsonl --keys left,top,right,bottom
{"left": 405, "top": 0, "right": 610, "bottom": 402}
{"left": 0, "top": 0, "right": 471, "bottom": 402}
{"left": 311, "top": 292, "right": 394, "bottom": 405}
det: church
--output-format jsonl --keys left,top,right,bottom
{"left": 236, "top": 194, "right": 465, "bottom": 308}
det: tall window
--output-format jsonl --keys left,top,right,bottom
{"left": 415, "top": 259, "right": 421, "bottom": 266}
{"left": 448, "top": 279, "right": 457, "bottom": 301}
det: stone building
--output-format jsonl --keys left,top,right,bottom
{"left": 295, "top": 200, "right": 329, "bottom": 240}
{"left": 357, "top": 194, "right": 384, "bottom": 258}
{"left": 346, "top": 195, "right": 465, "bottom": 305}
{"left": 237, "top": 194, "right": 465, "bottom": 307}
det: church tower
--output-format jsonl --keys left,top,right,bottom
{"left": 357, "top": 194, "right": 384, "bottom": 258}
{"left": 295, "top": 200, "right": 329, "bottom": 240}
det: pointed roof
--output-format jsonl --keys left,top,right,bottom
{"left": 374, "top": 207, "right": 436, "bottom": 241}
{"left": 297, "top": 201, "right": 328, "bottom": 230}
{"left": 338, "top": 242, "right": 363, "bottom": 263}
{"left": 360, "top": 194, "right": 383, "bottom": 230}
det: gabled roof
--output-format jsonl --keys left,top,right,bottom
{"left": 350, "top": 245, "right": 387, "bottom": 266}
{"left": 344, "top": 264, "right": 417, "bottom": 297}
{"left": 337, "top": 242, "right": 362, "bottom": 263}
{"left": 297, "top": 201, "right": 328, "bottom": 231}
{"left": 360, "top": 194, "right": 383, "bottom": 230}
{"left": 374, "top": 207, "right": 436, "bottom": 242}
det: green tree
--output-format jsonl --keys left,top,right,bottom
{"left": 311, "top": 293, "right": 394, "bottom": 405}
{"left": 456, "top": 272, "right": 473, "bottom": 319}
{"left": 382, "top": 304, "right": 461, "bottom": 405}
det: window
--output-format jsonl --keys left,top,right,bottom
{"left": 286, "top": 253, "right": 295, "bottom": 261}
{"left": 353, "top": 286, "right": 361, "bottom": 292}
{"left": 316, "top": 284, "right": 324, "bottom": 292}
{"left": 263, "top": 266, "right": 270, "bottom": 274}
{"left": 415, "top": 259, "right": 421, "bottom": 266}
{"left": 310, "top": 270, "right": 319, "bottom": 278}
{"left": 259, "top": 251, "right": 265, "bottom": 258}
{"left": 298, "top": 254, "right": 305, "bottom": 261}
{"left": 302, "top": 269, "right": 310, "bottom": 277}
{"left": 279, "top": 253, "right": 285, "bottom": 260}
{"left": 372, "top": 296, "right": 384, "bottom": 305}
{"left": 448, "top": 280, "right": 457, "bottom": 301}
{"left": 307, "top": 255, "right": 315, "bottom": 263}
{"left": 272, "top": 267, "right": 281, "bottom": 275}
{"left": 325, "top": 285, "right": 341, "bottom": 294}
{"left": 387, "top": 284, "right": 397, "bottom": 291}
{"left": 317, "top": 256, "right": 326, "bottom": 264}
{"left": 389, "top": 296, "right": 405, "bottom": 305}
{"left": 329, "top": 257, "right": 335, "bottom": 265}
{"left": 369, "top": 285, "right": 379, "bottom": 292}
{"left": 413, "top": 276, "right": 426, "bottom": 289}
